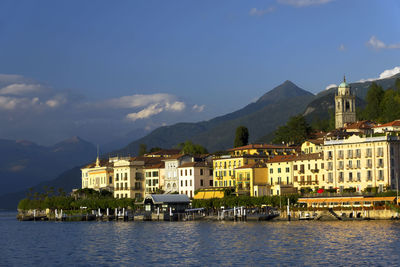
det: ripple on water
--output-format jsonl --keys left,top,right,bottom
{"left": 1, "top": 213, "right": 400, "bottom": 266}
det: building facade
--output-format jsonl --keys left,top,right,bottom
{"left": 81, "top": 157, "right": 114, "bottom": 192}
{"left": 178, "top": 162, "right": 213, "bottom": 198}
{"left": 163, "top": 155, "right": 193, "bottom": 193}
{"left": 323, "top": 135, "right": 400, "bottom": 192}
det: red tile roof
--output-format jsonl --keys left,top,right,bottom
{"left": 228, "top": 143, "right": 291, "bottom": 151}
{"left": 373, "top": 120, "right": 400, "bottom": 128}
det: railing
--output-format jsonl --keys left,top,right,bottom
{"left": 298, "top": 180, "right": 319, "bottom": 186}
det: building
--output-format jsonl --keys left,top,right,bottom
{"left": 323, "top": 135, "right": 400, "bottom": 193}
{"left": 301, "top": 140, "right": 323, "bottom": 154}
{"left": 81, "top": 157, "right": 114, "bottom": 192}
{"left": 144, "top": 194, "right": 190, "bottom": 213}
{"left": 163, "top": 154, "right": 193, "bottom": 193}
{"left": 213, "top": 155, "right": 268, "bottom": 188}
{"left": 234, "top": 162, "right": 270, "bottom": 197}
{"left": 144, "top": 162, "right": 165, "bottom": 195}
{"left": 335, "top": 76, "right": 356, "bottom": 129}
{"left": 344, "top": 120, "right": 376, "bottom": 135}
{"left": 292, "top": 153, "right": 325, "bottom": 192}
{"left": 228, "top": 144, "right": 295, "bottom": 157}
{"left": 373, "top": 120, "right": 400, "bottom": 134}
{"left": 266, "top": 155, "right": 296, "bottom": 195}
{"left": 112, "top": 157, "right": 146, "bottom": 199}
{"left": 178, "top": 161, "right": 213, "bottom": 198}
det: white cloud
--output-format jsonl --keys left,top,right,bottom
{"left": 366, "top": 36, "right": 400, "bottom": 50}
{"left": 338, "top": 44, "right": 345, "bottom": 51}
{"left": 249, "top": 7, "right": 275, "bottom": 16}
{"left": 277, "top": 0, "right": 333, "bottom": 7}
{"left": 0, "top": 83, "right": 43, "bottom": 96}
{"left": 359, "top": 66, "right": 400, "bottom": 82}
{"left": 104, "top": 93, "right": 174, "bottom": 109}
{"left": 325, "top": 84, "right": 337, "bottom": 90}
{"left": 126, "top": 104, "right": 164, "bottom": 121}
{"left": 192, "top": 104, "right": 205, "bottom": 112}
{"left": 166, "top": 101, "right": 185, "bottom": 111}
{"left": 125, "top": 100, "right": 186, "bottom": 121}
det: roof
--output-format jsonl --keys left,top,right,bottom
{"left": 304, "top": 139, "right": 324, "bottom": 145}
{"left": 235, "top": 162, "right": 267, "bottom": 169}
{"left": 178, "top": 162, "right": 208, "bottom": 168}
{"left": 298, "top": 196, "right": 395, "bottom": 204}
{"left": 374, "top": 120, "right": 400, "bottom": 128}
{"left": 267, "top": 155, "right": 297, "bottom": 163}
{"left": 344, "top": 120, "right": 376, "bottom": 130}
{"left": 267, "top": 153, "right": 322, "bottom": 163}
{"left": 144, "top": 149, "right": 181, "bottom": 157}
{"left": 162, "top": 154, "right": 187, "bottom": 160}
{"left": 82, "top": 158, "right": 113, "bottom": 169}
{"left": 145, "top": 194, "right": 190, "bottom": 204}
{"left": 145, "top": 162, "right": 165, "bottom": 169}
{"left": 228, "top": 143, "right": 292, "bottom": 151}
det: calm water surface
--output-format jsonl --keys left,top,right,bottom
{"left": 1, "top": 211, "right": 400, "bottom": 266}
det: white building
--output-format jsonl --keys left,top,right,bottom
{"left": 178, "top": 162, "right": 213, "bottom": 198}
{"left": 163, "top": 155, "right": 193, "bottom": 193}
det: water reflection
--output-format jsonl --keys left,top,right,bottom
{"left": 1, "top": 212, "right": 400, "bottom": 266}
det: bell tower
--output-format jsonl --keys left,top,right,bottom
{"left": 335, "top": 75, "right": 356, "bottom": 129}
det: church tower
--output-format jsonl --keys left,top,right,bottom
{"left": 335, "top": 76, "right": 356, "bottom": 129}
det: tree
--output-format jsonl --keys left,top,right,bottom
{"left": 273, "top": 115, "right": 311, "bottom": 145}
{"left": 178, "top": 141, "right": 208, "bottom": 154}
{"left": 138, "top": 143, "right": 147, "bottom": 156}
{"left": 149, "top": 147, "right": 162, "bottom": 153}
{"left": 234, "top": 126, "right": 249, "bottom": 147}
{"left": 380, "top": 89, "right": 400, "bottom": 123}
{"left": 395, "top": 78, "right": 400, "bottom": 94}
{"left": 363, "top": 82, "right": 384, "bottom": 121}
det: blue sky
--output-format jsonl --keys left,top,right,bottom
{"left": 0, "top": 0, "right": 399, "bottom": 146}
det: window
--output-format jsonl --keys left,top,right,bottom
{"left": 328, "top": 173, "right": 333, "bottom": 183}
{"left": 278, "top": 168, "right": 281, "bottom": 173}
{"left": 200, "top": 179, "right": 204, "bottom": 186}
{"left": 356, "top": 160, "right": 361, "bottom": 169}
{"left": 357, "top": 172, "right": 361, "bottom": 181}
{"left": 377, "top": 147, "right": 384, "bottom": 157}
{"left": 190, "top": 180, "right": 192, "bottom": 186}
{"left": 209, "top": 180, "right": 213, "bottom": 186}
{"left": 153, "top": 171, "right": 158, "bottom": 177}
{"left": 185, "top": 170, "right": 187, "bottom": 176}
{"left": 294, "top": 165, "right": 298, "bottom": 171}
{"left": 339, "top": 172, "right": 344, "bottom": 183}
{"left": 367, "top": 171, "right": 372, "bottom": 181}
{"left": 286, "top": 167, "right": 290, "bottom": 173}
{"left": 209, "top": 169, "right": 213, "bottom": 176}
{"left": 294, "top": 176, "right": 298, "bottom": 182}
{"left": 116, "top": 173, "right": 119, "bottom": 181}
{"left": 146, "top": 172, "right": 151, "bottom": 178}
{"left": 378, "top": 159, "right": 384, "bottom": 168}
{"left": 378, "top": 170, "right": 384, "bottom": 181}
{"left": 270, "top": 169, "right": 273, "bottom": 174}
{"left": 200, "top": 169, "right": 204, "bottom": 175}
{"left": 181, "top": 180, "right": 183, "bottom": 187}
{"left": 366, "top": 148, "right": 372, "bottom": 157}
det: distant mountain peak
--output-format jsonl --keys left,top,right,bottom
{"left": 256, "top": 80, "right": 314, "bottom": 104}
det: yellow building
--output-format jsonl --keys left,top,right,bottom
{"left": 292, "top": 153, "right": 325, "bottom": 192}
{"left": 323, "top": 135, "right": 400, "bottom": 193}
{"left": 81, "top": 157, "right": 114, "bottom": 192}
{"left": 213, "top": 155, "right": 268, "bottom": 188}
{"left": 228, "top": 144, "right": 295, "bottom": 157}
{"left": 301, "top": 140, "right": 323, "bottom": 154}
{"left": 234, "top": 162, "right": 270, "bottom": 197}
{"left": 266, "top": 155, "right": 297, "bottom": 195}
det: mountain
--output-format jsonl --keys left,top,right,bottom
{"left": 303, "top": 74, "right": 400, "bottom": 122}
{"left": 0, "top": 136, "right": 96, "bottom": 195}
{"left": 111, "top": 80, "right": 315, "bottom": 156}
{"left": 0, "top": 166, "right": 81, "bottom": 210}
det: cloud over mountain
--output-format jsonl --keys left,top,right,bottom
{"left": 358, "top": 66, "right": 400, "bottom": 82}
{"left": 0, "top": 74, "right": 201, "bottom": 146}
{"left": 277, "top": 0, "right": 334, "bottom": 7}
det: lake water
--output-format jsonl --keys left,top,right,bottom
{"left": 1, "top": 211, "right": 400, "bottom": 266}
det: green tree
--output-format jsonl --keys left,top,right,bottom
{"left": 363, "top": 82, "right": 385, "bottom": 121}
{"left": 395, "top": 78, "right": 400, "bottom": 94}
{"left": 138, "top": 143, "right": 147, "bottom": 156}
{"left": 273, "top": 115, "right": 311, "bottom": 145}
{"left": 380, "top": 89, "right": 400, "bottom": 123}
{"left": 149, "top": 147, "right": 162, "bottom": 153}
{"left": 178, "top": 141, "right": 208, "bottom": 154}
{"left": 234, "top": 126, "right": 249, "bottom": 147}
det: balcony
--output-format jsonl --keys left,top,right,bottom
{"left": 298, "top": 180, "right": 319, "bottom": 186}
{"left": 310, "top": 169, "right": 319, "bottom": 173}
